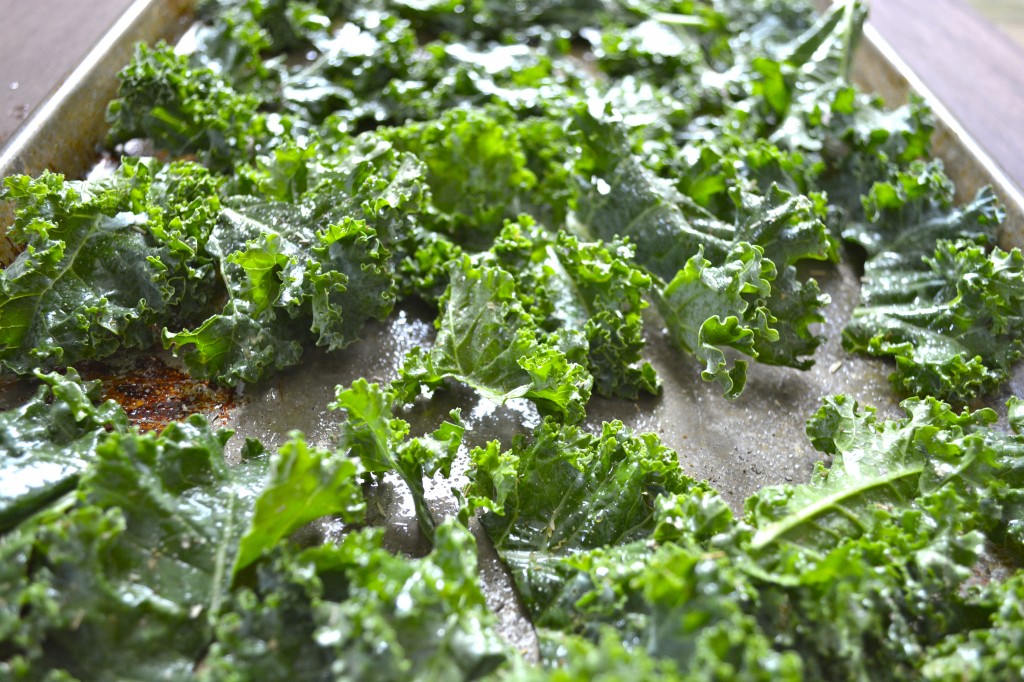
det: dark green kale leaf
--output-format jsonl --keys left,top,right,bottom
{"left": 843, "top": 160, "right": 1002, "bottom": 273}
{"left": 734, "top": 393, "right": 1024, "bottom": 679}
{"left": 0, "top": 369, "right": 127, "bottom": 533}
{"left": 491, "top": 216, "right": 659, "bottom": 399}
{"left": 843, "top": 240, "right": 1024, "bottom": 403}
{"left": 202, "top": 521, "right": 508, "bottom": 682}
{"left": 394, "top": 255, "right": 593, "bottom": 423}
{"left": 237, "top": 134, "right": 449, "bottom": 299}
{"left": 164, "top": 204, "right": 395, "bottom": 385}
{"left": 0, "top": 160, "right": 220, "bottom": 374}
{"left": 836, "top": 161, "right": 1013, "bottom": 402}
{"left": 0, "top": 371, "right": 375, "bottom": 679}
{"left": 0, "top": 415, "right": 263, "bottom": 680}
{"left": 571, "top": 108, "right": 832, "bottom": 396}
{"left": 331, "top": 378, "right": 464, "bottom": 540}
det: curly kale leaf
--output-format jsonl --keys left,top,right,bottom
{"left": 0, "top": 369, "right": 128, "bottom": 533}
{"left": 570, "top": 108, "right": 831, "bottom": 396}
{"left": 843, "top": 160, "right": 1003, "bottom": 272}
{"left": 467, "top": 417, "right": 710, "bottom": 554}
{"left": 331, "top": 378, "right": 463, "bottom": 540}
{"left": 733, "top": 394, "right": 1024, "bottom": 678}
{"left": 231, "top": 133, "right": 453, "bottom": 299}
{"left": 394, "top": 255, "right": 593, "bottom": 423}
{"left": 835, "top": 160, "right": 1015, "bottom": 402}
{"left": 107, "top": 41, "right": 265, "bottom": 170}
{"left": 232, "top": 432, "right": 366, "bottom": 576}
{"left": 203, "top": 521, "right": 508, "bottom": 681}
{"left": 385, "top": 106, "right": 537, "bottom": 249}
{"left": 164, "top": 153, "right": 399, "bottom": 385}
{"left": 843, "top": 241, "right": 1024, "bottom": 403}
{"left": 505, "top": 541, "right": 803, "bottom": 679}
{"left": 745, "top": 393, "right": 1004, "bottom": 558}
{"left": 491, "top": 216, "right": 659, "bottom": 399}
{"left": 0, "top": 414, "right": 262, "bottom": 679}
{"left": 493, "top": 394, "right": 1024, "bottom": 680}
{"left": 0, "top": 160, "right": 221, "bottom": 375}
{"left": 0, "top": 370, "right": 379, "bottom": 679}
{"left": 464, "top": 416, "right": 789, "bottom": 677}
{"left": 653, "top": 243, "right": 777, "bottom": 399}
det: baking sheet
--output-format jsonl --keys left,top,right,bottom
{"left": 2, "top": 0, "right": 1024, "bottom": 660}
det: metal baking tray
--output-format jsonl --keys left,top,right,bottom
{"left": 2, "top": 0, "right": 1024, "bottom": 657}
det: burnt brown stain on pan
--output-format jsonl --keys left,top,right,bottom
{"left": 77, "top": 356, "right": 235, "bottom": 432}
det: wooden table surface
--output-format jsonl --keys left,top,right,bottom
{"left": 0, "top": 0, "right": 1022, "bottom": 196}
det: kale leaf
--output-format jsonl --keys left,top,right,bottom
{"left": 394, "top": 255, "right": 593, "bottom": 423}
{"left": 490, "top": 216, "right": 659, "bottom": 399}
{"left": 843, "top": 240, "right": 1024, "bottom": 403}
{"left": 571, "top": 108, "right": 832, "bottom": 396}
{"left": 331, "top": 378, "right": 463, "bottom": 540}
{"left": 0, "top": 369, "right": 127, "bottom": 533}
{"left": 0, "top": 160, "right": 220, "bottom": 374}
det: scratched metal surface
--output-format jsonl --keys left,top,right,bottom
{"left": 2, "top": 0, "right": 1024, "bottom": 660}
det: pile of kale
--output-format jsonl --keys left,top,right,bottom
{"left": 3, "top": 0, "right": 1024, "bottom": 679}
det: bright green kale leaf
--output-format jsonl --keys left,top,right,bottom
{"left": 332, "top": 379, "right": 464, "bottom": 540}
{"left": 385, "top": 108, "right": 557, "bottom": 249}
{"left": 463, "top": 416, "right": 791, "bottom": 678}
{"left": 653, "top": 243, "right": 777, "bottom": 399}
{"left": 494, "top": 393, "right": 1024, "bottom": 681}
{"left": 394, "top": 255, "right": 593, "bottom": 423}
{"left": 746, "top": 392, "right": 1005, "bottom": 558}
{"left": 162, "top": 298, "right": 306, "bottom": 387}
{"left": 107, "top": 41, "right": 265, "bottom": 170}
{"left": 843, "top": 240, "right": 1024, "bottom": 403}
{"left": 654, "top": 136, "right": 821, "bottom": 224}
{"left": 304, "top": 135, "right": 451, "bottom": 298}
{"left": 733, "top": 393, "right": 1024, "bottom": 679}
{"left": 505, "top": 541, "right": 803, "bottom": 680}
{"left": 232, "top": 431, "right": 366, "bottom": 576}
{"left": 468, "top": 418, "right": 710, "bottom": 554}
{"left": 491, "top": 216, "right": 659, "bottom": 399}
{"left": 0, "top": 162, "right": 219, "bottom": 374}
{"left": 202, "top": 521, "right": 508, "bottom": 681}
{"left": 0, "top": 369, "right": 127, "bottom": 533}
